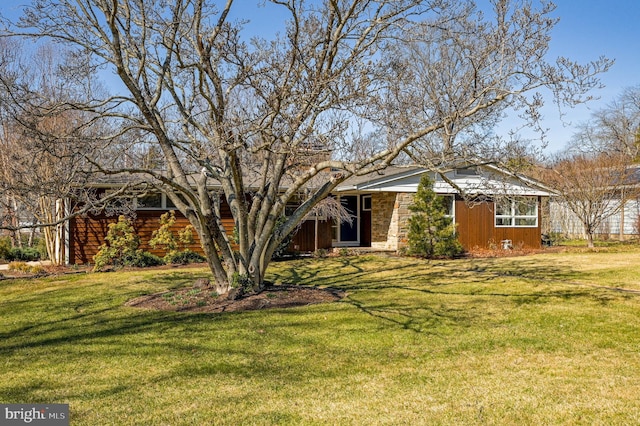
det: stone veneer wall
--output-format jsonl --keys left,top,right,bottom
{"left": 370, "top": 192, "right": 414, "bottom": 250}
{"left": 393, "top": 193, "right": 414, "bottom": 250}
{"left": 371, "top": 192, "right": 395, "bottom": 249}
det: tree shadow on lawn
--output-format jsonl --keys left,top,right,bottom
{"left": 272, "top": 256, "right": 640, "bottom": 333}
{"left": 3, "top": 267, "right": 639, "bottom": 406}
{"left": 0, "top": 304, "right": 387, "bottom": 405}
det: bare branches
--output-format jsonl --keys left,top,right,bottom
{"left": 541, "top": 153, "right": 639, "bottom": 247}
{"left": 0, "top": 0, "right": 610, "bottom": 287}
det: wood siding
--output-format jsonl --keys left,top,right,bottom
{"left": 69, "top": 209, "right": 331, "bottom": 264}
{"left": 454, "top": 197, "right": 542, "bottom": 250}
{"left": 290, "top": 220, "right": 333, "bottom": 252}
{"left": 69, "top": 210, "right": 215, "bottom": 264}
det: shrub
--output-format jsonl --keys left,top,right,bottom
{"left": 149, "top": 211, "right": 204, "bottom": 264}
{"left": 94, "top": 216, "right": 164, "bottom": 270}
{"left": 164, "top": 249, "right": 206, "bottom": 265}
{"left": 0, "top": 237, "right": 11, "bottom": 260}
{"left": 8, "top": 247, "right": 41, "bottom": 262}
{"left": 407, "top": 174, "right": 464, "bottom": 259}
{"left": 231, "top": 272, "right": 254, "bottom": 291}
{"left": 313, "top": 248, "right": 328, "bottom": 258}
{"left": 128, "top": 251, "right": 165, "bottom": 268}
{"left": 7, "top": 261, "right": 45, "bottom": 275}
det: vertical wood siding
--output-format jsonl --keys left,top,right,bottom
{"left": 289, "top": 220, "right": 333, "bottom": 252}
{"left": 69, "top": 209, "right": 331, "bottom": 264}
{"left": 454, "top": 197, "right": 542, "bottom": 250}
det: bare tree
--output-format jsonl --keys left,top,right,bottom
{"left": 541, "top": 153, "right": 639, "bottom": 248}
{"left": 568, "top": 86, "right": 640, "bottom": 158}
{"left": 1, "top": 0, "right": 610, "bottom": 292}
{"left": 0, "top": 40, "right": 122, "bottom": 263}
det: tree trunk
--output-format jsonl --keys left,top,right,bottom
{"left": 586, "top": 232, "right": 595, "bottom": 248}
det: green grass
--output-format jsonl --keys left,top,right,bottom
{"left": 2, "top": 248, "right": 640, "bottom": 424}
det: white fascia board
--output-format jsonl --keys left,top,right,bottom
{"left": 357, "top": 177, "right": 551, "bottom": 196}
{"left": 344, "top": 168, "right": 428, "bottom": 191}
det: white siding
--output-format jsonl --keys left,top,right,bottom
{"left": 550, "top": 198, "right": 640, "bottom": 238}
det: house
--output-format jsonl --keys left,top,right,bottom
{"left": 60, "top": 163, "right": 551, "bottom": 264}
{"left": 548, "top": 164, "right": 640, "bottom": 241}
{"left": 64, "top": 190, "right": 332, "bottom": 265}
{"left": 332, "top": 164, "right": 552, "bottom": 251}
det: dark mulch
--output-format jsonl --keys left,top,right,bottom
{"left": 126, "top": 284, "right": 345, "bottom": 313}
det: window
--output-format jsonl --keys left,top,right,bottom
{"left": 495, "top": 197, "right": 538, "bottom": 227}
{"left": 362, "top": 195, "right": 372, "bottom": 211}
{"left": 136, "top": 193, "right": 174, "bottom": 210}
{"left": 441, "top": 195, "right": 454, "bottom": 218}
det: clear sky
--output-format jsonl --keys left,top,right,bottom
{"left": 530, "top": 0, "right": 640, "bottom": 153}
{"left": 1, "top": 0, "right": 637, "bottom": 154}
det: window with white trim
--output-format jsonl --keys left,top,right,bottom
{"left": 495, "top": 197, "right": 538, "bottom": 227}
{"left": 136, "top": 193, "right": 175, "bottom": 210}
{"left": 362, "top": 195, "right": 372, "bottom": 211}
{"left": 441, "top": 195, "right": 455, "bottom": 218}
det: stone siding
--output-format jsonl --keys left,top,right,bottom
{"left": 371, "top": 192, "right": 396, "bottom": 249}
{"left": 370, "top": 192, "right": 414, "bottom": 250}
{"left": 394, "top": 193, "right": 414, "bottom": 250}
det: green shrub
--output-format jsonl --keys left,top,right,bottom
{"left": 94, "top": 216, "right": 160, "bottom": 270}
{"left": 8, "top": 247, "right": 41, "bottom": 262}
{"left": 0, "top": 237, "right": 11, "bottom": 260}
{"left": 149, "top": 211, "right": 204, "bottom": 265}
{"left": 164, "top": 249, "right": 206, "bottom": 265}
{"left": 231, "top": 272, "right": 254, "bottom": 291}
{"left": 128, "top": 251, "right": 165, "bottom": 268}
{"left": 407, "top": 174, "right": 464, "bottom": 259}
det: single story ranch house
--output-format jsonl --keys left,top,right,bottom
{"left": 61, "top": 164, "right": 552, "bottom": 264}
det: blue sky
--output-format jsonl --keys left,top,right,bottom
{"left": 530, "top": 0, "right": 640, "bottom": 152}
{"left": 1, "top": 0, "right": 638, "bottom": 154}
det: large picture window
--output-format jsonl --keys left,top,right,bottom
{"left": 495, "top": 197, "right": 538, "bottom": 227}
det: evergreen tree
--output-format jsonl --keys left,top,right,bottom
{"left": 407, "top": 175, "right": 464, "bottom": 258}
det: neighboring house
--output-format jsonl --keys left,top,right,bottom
{"left": 549, "top": 165, "right": 640, "bottom": 240}
{"left": 333, "top": 164, "right": 552, "bottom": 252}
{"left": 59, "top": 163, "right": 551, "bottom": 264}
{"left": 550, "top": 197, "right": 640, "bottom": 240}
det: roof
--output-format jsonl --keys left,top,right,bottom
{"left": 81, "top": 161, "right": 553, "bottom": 197}
{"left": 335, "top": 164, "right": 552, "bottom": 197}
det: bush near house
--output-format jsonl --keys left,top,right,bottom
{"left": 407, "top": 174, "right": 464, "bottom": 258}
{"left": 149, "top": 211, "right": 206, "bottom": 264}
{"left": 0, "top": 237, "right": 42, "bottom": 262}
{"left": 93, "top": 216, "right": 164, "bottom": 271}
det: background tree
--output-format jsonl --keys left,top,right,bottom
{"left": 568, "top": 85, "right": 640, "bottom": 159}
{"left": 1, "top": 0, "right": 610, "bottom": 292}
{"left": 0, "top": 41, "right": 110, "bottom": 264}
{"left": 541, "top": 153, "right": 639, "bottom": 248}
{"left": 407, "top": 174, "right": 463, "bottom": 258}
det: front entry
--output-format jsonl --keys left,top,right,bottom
{"left": 339, "top": 195, "right": 358, "bottom": 243}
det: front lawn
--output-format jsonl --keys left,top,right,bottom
{"left": 2, "top": 248, "right": 640, "bottom": 424}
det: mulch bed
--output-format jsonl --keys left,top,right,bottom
{"left": 126, "top": 284, "right": 345, "bottom": 313}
